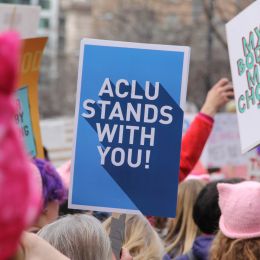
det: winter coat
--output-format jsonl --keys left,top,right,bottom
{"left": 175, "top": 235, "right": 214, "bottom": 260}
{"left": 179, "top": 113, "right": 214, "bottom": 182}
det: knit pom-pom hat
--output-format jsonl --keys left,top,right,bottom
{"left": 57, "top": 160, "right": 71, "bottom": 190}
{"left": 218, "top": 181, "right": 260, "bottom": 239}
{"left": 0, "top": 32, "right": 41, "bottom": 259}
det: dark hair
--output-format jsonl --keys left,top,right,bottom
{"left": 59, "top": 200, "right": 86, "bottom": 216}
{"left": 193, "top": 178, "right": 244, "bottom": 235}
{"left": 211, "top": 231, "right": 260, "bottom": 260}
{"left": 43, "top": 146, "right": 50, "bottom": 161}
{"left": 33, "top": 158, "right": 67, "bottom": 207}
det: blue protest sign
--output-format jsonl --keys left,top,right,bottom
{"left": 16, "top": 86, "right": 37, "bottom": 157}
{"left": 69, "top": 39, "right": 190, "bottom": 217}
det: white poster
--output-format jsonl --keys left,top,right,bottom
{"left": 226, "top": 1, "right": 260, "bottom": 153}
{"left": 204, "top": 114, "right": 255, "bottom": 167}
{"left": 0, "top": 4, "right": 40, "bottom": 38}
{"left": 184, "top": 113, "right": 256, "bottom": 168}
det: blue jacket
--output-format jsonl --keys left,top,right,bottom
{"left": 175, "top": 235, "right": 214, "bottom": 260}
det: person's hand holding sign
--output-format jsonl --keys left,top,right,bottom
{"left": 178, "top": 78, "right": 234, "bottom": 181}
{"left": 120, "top": 248, "right": 133, "bottom": 260}
{"left": 200, "top": 78, "right": 234, "bottom": 117}
{"left": 112, "top": 248, "right": 133, "bottom": 260}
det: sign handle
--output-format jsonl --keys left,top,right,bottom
{"left": 109, "top": 213, "right": 126, "bottom": 260}
{"left": 10, "top": 6, "right": 17, "bottom": 29}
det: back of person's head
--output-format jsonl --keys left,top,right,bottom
{"left": 165, "top": 179, "right": 205, "bottom": 256}
{"left": 104, "top": 214, "right": 164, "bottom": 260}
{"left": 33, "top": 158, "right": 66, "bottom": 207}
{"left": 210, "top": 231, "right": 260, "bottom": 260}
{"left": 193, "top": 178, "right": 244, "bottom": 235}
{"left": 59, "top": 199, "right": 86, "bottom": 216}
{"left": 38, "top": 214, "right": 112, "bottom": 260}
{"left": 210, "top": 181, "right": 260, "bottom": 260}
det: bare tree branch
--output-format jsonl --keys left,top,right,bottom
{"left": 202, "top": 0, "right": 228, "bottom": 49}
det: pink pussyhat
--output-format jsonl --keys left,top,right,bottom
{"left": 218, "top": 181, "right": 260, "bottom": 239}
{"left": 57, "top": 160, "right": 71, "bottom": 190}
{"left": 0, "top": 32, "right": 41, "bottom": 259}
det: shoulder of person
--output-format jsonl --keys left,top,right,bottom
{"left": 175, "top": 250, "right": 197, "bottom": 260}
{"left": 22, "top": 232, "right": 69, "bottom": 260}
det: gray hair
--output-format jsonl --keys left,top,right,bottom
{"left": 38, "top": 214, "right": 112, "bottom": 260}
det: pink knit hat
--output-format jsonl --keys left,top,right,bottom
{"left": 57, "top": 160, "right": 71, "bottom": 190}
{"left": 0, "top": 32, "right": 41, "bottom": 259}
{"left": 218, "top": 181, "right": 260, "bottom": 239}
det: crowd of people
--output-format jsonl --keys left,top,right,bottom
{"left": 1, "top": 31, "right": 259, "bottom": 260}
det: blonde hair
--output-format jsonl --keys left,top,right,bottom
{"left": 210, "top": 231, "right": 260, "bottom": 260}
{"left": 104, "top": 214, "right": 164, "bottom": 260}
{"left": 165, "top": 179, "right": 204, "bottom": 256}
{"left": 38, "top": 214, "right": 112, "bottom": 260}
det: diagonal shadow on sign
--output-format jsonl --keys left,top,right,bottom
{"left": 84, "top": 81, "right": 183, "bottom": 217}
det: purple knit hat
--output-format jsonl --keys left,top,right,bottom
{"left": 32, "top": 158, "right": 67, "bottom": 207}
{"left": 218, "top": 181, "right": 260, "bottom": 239}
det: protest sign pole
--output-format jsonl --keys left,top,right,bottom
{"left": 109, "top": 213, "right": 126, "bottom": 260}
{"left": 9, "top": 6, "right": 16, "bottom": 29}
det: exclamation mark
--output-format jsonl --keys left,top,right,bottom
{"left": 145, "top": 150, "right": 151, "bottom": 169}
